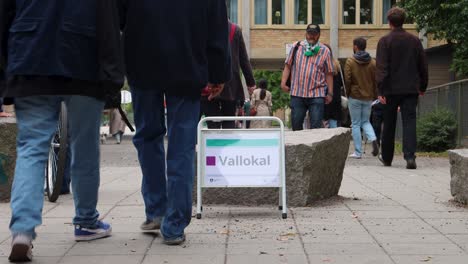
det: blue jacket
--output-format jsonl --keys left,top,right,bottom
{"left": 120, "top": 0, "right": 231, "bottom": 98}
{"left": 0, "top": 0, "right": 124, "bottom": 99}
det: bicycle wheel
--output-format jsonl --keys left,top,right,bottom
{"left": 45, "top": 102, "right": 68, "bottom": 202}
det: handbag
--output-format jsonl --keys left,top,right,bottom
{"left": 249, "top": 106, "right": 257, "bottom": 116}
{"left": 339, "top": 67, "right": 348, "bottom": 110}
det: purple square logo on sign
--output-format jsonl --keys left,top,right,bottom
{"left": 206, "top": 156, "right": 216, "bottom": 166}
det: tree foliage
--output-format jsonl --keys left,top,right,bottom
{"left": 253, "top": 70, "right": 290, "bottom": 113}
{"left": 402, "top": 0, "right": 468, "bottom": 76}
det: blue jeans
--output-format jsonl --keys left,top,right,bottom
{"left": 348, "top": 97, "right": 377, "bottom": 156}
{"left": 10, "top": 95, "right": 104, "bottom": 239}
{"left": 131, "top": 88, "right": 200, "bottom": 239}
{"left": 328, "top": 119, "right": 338, "bottom": 128}
{"left": 290, "top": 96, "right": 324, "bottom": 130}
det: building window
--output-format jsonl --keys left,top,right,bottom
{"left": 382, "top": 0, "right": 397, "bottom": 23}
{"left": 255, "top": 0, "right": 267, "bottom": 24}
{"left": 342, "top": 0, "right": 376, "bottom": 25}
{"left": 294, "top": 0, "right": 308, "bottom": 25}
{"left": 360, "top": 0, "right": 374, "bottom": 24}
{"left": 343, "top": 0, "right": 356, "bottom": 24}
{"left": 227, "top": 0, "right": 239, "bottom": 24}
{"left": 272, "top": 0, "right": 285, "bottom": 24}
{"left": 382, "top": 0, "right": 414, "bottom": 24}
{"left": 312, "top": 0, "right": 325, "bottom": 25}
{"left": 254, "top": 0, "right": 285, "bottom": 25}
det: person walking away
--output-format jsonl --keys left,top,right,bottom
{"left": 376, "top": 7, "right": 428, "bottom": 169}
{"left": 109, "top": 108, "right": 126, "bottom": 144}
{"left": 250, "top": 79, "right": 272, "bottom": 128}
{"left": 280, "top": 24, "right": 334, "bottom": 130}
{"left": 200, "top": 20, "right": 255, "bottom": 129}
{"left": 119, "top": 0, "right": 231, "bottom": 245}
{"left": 345, "top": 37, "right": 379, "bottom": 159}
{"left": 371, "top": 99, "right": 384, "bottom": 147}
{"left": 0, "top": 0, "right": 123, "bottom": 261}
{"left": 323, "top": 43, "right": 343, "bottom": 128}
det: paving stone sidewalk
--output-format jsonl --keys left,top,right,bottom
{"left": 0, "top": 140, "right": 467, "bottom": 264}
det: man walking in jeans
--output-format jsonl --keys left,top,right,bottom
{"left": 344, "top": 37, "right": 379, "bottom": 159}
{"left": 376, "top": 7, "right": 428, "bottom": 169}
{"left": 119, "top": 0, "right": 231, "bottom": 245}
{"left": 1, "top": 0, "right": 123, "bottom": 261}
{"left": 281, "top": 24, "right": 334, "bottom": 130}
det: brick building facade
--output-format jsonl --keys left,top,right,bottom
{"left": 227, "top": 0, "right": 445, "bottom": 70}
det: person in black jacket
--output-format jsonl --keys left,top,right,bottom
{"left": 119, "top": 0, "right": 231, "bottom": 245}
{"left": 323, "top": 43, "right": 343, "bottom": 128}
{"left": 0, "top": 1, "right": 123, "bottom": 261}
{"left": 376, "top": 7, "right": 428, "bottom": 169}
{"left": 200, "top": 21, "right": 256, "bottom": 129}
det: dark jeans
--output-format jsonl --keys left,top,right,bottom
{"left": 371, "top": 109, "right": 384, "bottom": 145}
{"left": 0, "top": 97, "right": 3, "bottom": 112}
{"left": 290, "top": 96, "right": 325, "bottom": 130}
{"left": 381, "top": 94, "right": 418, "bottom": 164}
{"left": 200, "top": 99, "right": 237, "bottom": 129}
{"left": 131, "top": 88, "right": 200, "bottom": 239}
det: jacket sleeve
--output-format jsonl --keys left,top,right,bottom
{"left": 117, "top": 0, "right": 128, "bottom": 30}
{"left": 0, "top": 0, "right": 15, "bottom": 91}
{"left": 344, "top": 59, "right": 352, "bottom": 97}
{"left": 97, "top": 0, "right": 125, "bottom": 92}
{"left": 376, "top": 38, "right": 389, "bottom": 96}
{"left": 237, "top": 27, "right": 255, "bottom": 87}
{"left": 207, "top": 0, "right": 231, "bottom": 84}
{"left": 417, "top": 40, "right": 429, "bottom": 93}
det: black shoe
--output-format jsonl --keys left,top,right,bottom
{"left": 406, "top": 158, "right": 417, "bottom": 169}
{"left": 378, "top": 155, "right": 391, "bottom": 167}
{"left": 371, "top": 141, "right": 379, "bottom": 157}
{"left": 163, "top": 234, "right": 186, "bottom": 246}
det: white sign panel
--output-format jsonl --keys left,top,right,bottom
{"left": 202, "top": 131, "right": 281, "bottom": 187}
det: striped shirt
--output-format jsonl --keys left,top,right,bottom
{"left": 285, "top": 41, "right": 333, "bottom": 98}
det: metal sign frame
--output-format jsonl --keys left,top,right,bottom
{"left": 196, "top": 116, "right": 287, "bottom": 219}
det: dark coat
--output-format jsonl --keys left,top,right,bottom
{"left": 218, "top": 22, "right": 255, "bottom": 102}
{"left": 376, "top": 27, "right": 428, "bottom": 96}
{"left": 119, "top": 0, "right": 231, "bottom": 98}
{"left": 0, "top": 0, "right": 124, "bottom": 99}
{"left": 324, "top": 66, "right": 343, "bottom": 121}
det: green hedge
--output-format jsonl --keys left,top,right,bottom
{"left": 417, "top": 108, "right": 457, "bottom": 152}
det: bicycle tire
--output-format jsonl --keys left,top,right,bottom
{"left": 46, "top": 102, "right": 68, "bottom": 202}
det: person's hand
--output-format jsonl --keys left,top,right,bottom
{"left": 207, "top": 83, "right": 224, "bottom": 101}
{"left": 378, "top": 96, "right": 386, "bottom": 105}
{"left": 325, "top": 94, "right": 333, "bottom": 104}
{"left": 281, "top": 83, "right": 290, "bottom": 93}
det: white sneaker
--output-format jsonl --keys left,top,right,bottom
{"left": 9, "top": 234, "right": 33, "bottom": 262}
{"left": 349, "top": 153, "right": 362, "bottom": 159}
